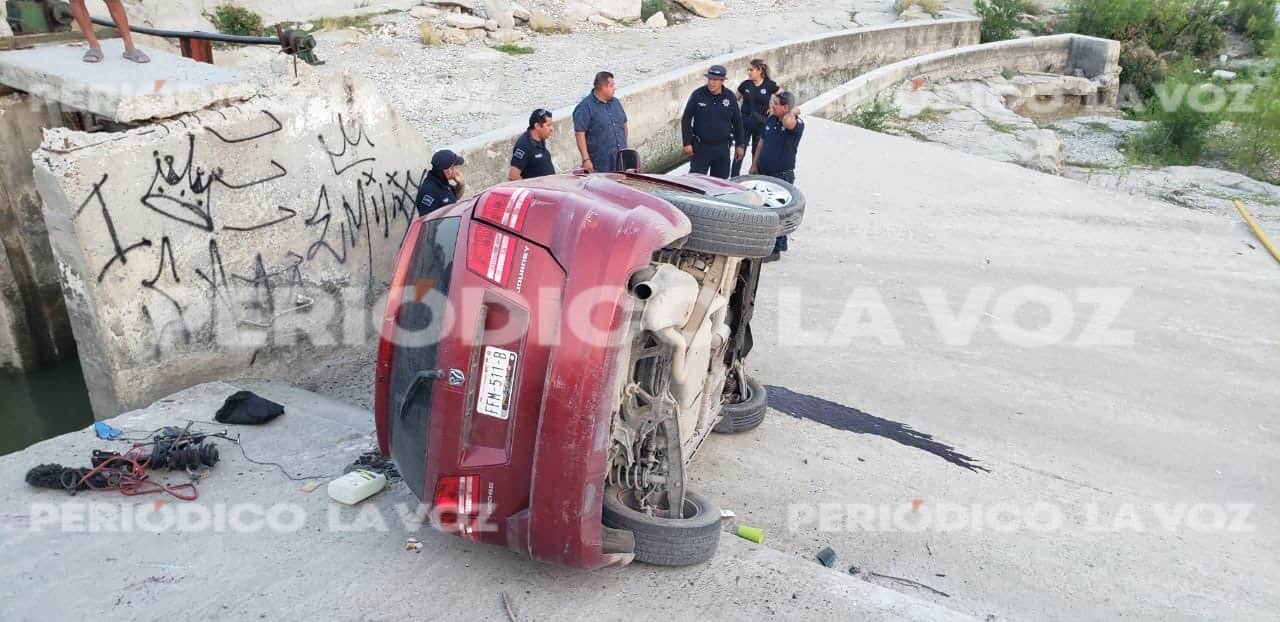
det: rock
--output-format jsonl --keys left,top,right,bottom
{"left": 899, "top": 5, "right": 932, "bottom": 21}
{"left": 1083, "top": 166, "right": 1280, "bottom": 215}
{"left": 468, "top": 26, "right": 489, "bottom": 39}
{"left": 410, "top": 6, "right": 441, "bottom": 19}
{"left": 645, "top": 11, "right": 667, "bottom": 28}
{"left": 0, "top": 3, "right": 11, "bottom": 38}
{"left": 483, "top": 0, "right": 515, "bottom": 29}
{"left": 1212, "top": 69, "right": 1238, "bottom": 81}
{"left": 440, "top": 26, "right": 470, "bottom": 44}
{"left": 487, "top": 28, "right": 521, "bottom": 44}
{"left": 511, "top": 2, "right": 531, "bottom": 21}
{"left": 484, "top": 19, "right": 499, "bottom": 31}
{"left": 445, "top": 13, "right": 488, "bottom": 29}
{"left": 1021, "top": 129, "right": 1066, "bottom": 175}
{"left": 529, "top": 9, "right": 558, "bottom": 32}
{"left": 589, "top": 14, "right": 615, "bottom": 26}
{"left": 674, "top": 0, "right": 725, "bottom": 18}
{"left": 597, "top": 0, "right": 642, "bottom": 22}
{"left": 428, "top": 0, "right": 475, "bottom": 12}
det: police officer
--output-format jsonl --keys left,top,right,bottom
{"left": 733, "top": 59, "right": 779, "bottom": 177}
{"left": 681, "top": 65, "right": 745, "bottom": 179}
{"left": 573, "top": 71, "right": 629, "bottom": 173}
{"left": 751, "top": 91, "right": 804, "bottom": 262}
{"left": 414, "top": 149, "right": 466, "bottom": 218}
{"left": 510, "top": 108, "right": 556, "bottom": 181}
{"left": 750, "top": 91, "right": 803, "bottom": 184}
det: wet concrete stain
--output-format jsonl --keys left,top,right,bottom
{"left": 765, "top": 385, "right": 989, "bottom": 473}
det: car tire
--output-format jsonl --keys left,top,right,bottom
{"left": 602, "top": 487, "right": 722, "bottom": 566}
{"left": 660, "top": 192, "right": 781, "bottom": 258}
{"left": 714, "top": 375, "right": 768, "bottom": 434}
{"left": 730, "top": 175, "right": 806, "bottom": 234}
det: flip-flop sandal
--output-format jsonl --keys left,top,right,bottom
{"left": 123, "top": 48, "right": 151, "bottom": 64}
{"left": 83, "top": 48, "right": 103, "bottom": 63}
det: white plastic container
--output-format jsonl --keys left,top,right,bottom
{"left": 327, "top": 469, "right": 388, "bottom": 505}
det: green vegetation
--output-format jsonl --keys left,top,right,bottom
{"left": 1001, "top": 66, "right": 1019, "bottom": 80}
{"left": 207, "top": 4, "right": 268, "bottom": 36}
{"left": 975, "top": 0, "right": 1025, "bottom": 43}
{"left": 1225, "top": 43, "right": 1280, "bottom": 182}
{"left": 913, "top": 108, "right": 950, "bottom": 123}
{"left": 849, "top": 96, "right": 901, "bottom": 132}
{"left": 984, "top": 118, "right": 1021, "bottom": 134}
{"left": 494, "top": 43, "right": 536, "bottom": 55}
{"left": 1124, "top": 65, "right": 1224, "bottom": 165}
{"left": 318, "top": 13, "right": 382, "bottom": 31}
{"left": 1226, "top": 0, "right": 1279, "bottom": 53}
{"left": 641, "top": 0, "right": 669, "bottom": 21}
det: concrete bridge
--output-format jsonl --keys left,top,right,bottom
{"left": 2, "top": 105, "right": 1278, "bottom": 622}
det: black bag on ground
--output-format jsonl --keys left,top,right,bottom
{"left": 215, "top": 391, "right": 285, "bottom": 425}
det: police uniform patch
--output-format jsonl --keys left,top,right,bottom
{"left": 723, "top": 99, "right": 731, "bottom": 106}
{"left": 422, "top": 196, "right": 435, "bottom": 207}
{"left": 760, "top": 88, "right": 767, "bottom": 94}
{"left": 514, "top": 148, "right": 526, "bottom": 160}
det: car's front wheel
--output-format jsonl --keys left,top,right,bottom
{"left": 602, "top": 487, "right": 721, "bottom": 566}
{"left": 730, "top": 175, "right": 806, "bottom": 234}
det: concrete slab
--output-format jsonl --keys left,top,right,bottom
{"left": 0, "top": 40, "right": 256, "bottom": 122}
{"left": 690, "top": 118, "right": 1280, "bottom": 620}
{"left": 0, "top": 381, "right": 971, "bottom": 621}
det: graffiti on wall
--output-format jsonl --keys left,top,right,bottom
{"left": 72, "top": 110, "right": 426, "bottom": 361}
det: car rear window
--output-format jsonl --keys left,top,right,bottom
{"left": 389, "top": 216, "right": 460, "bottom": 500}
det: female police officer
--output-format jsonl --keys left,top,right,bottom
{"left": 733, "top": 59, "right": 779, "bottom": 177}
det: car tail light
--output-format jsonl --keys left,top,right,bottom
{"left": 476, "top": 188, "right": 532, "bottom": 232}
{"left": 467, "top": 223, "right": 517, "bottom": 287}
{"left": 433, "top": 475, "right": 484, "bottom": 540}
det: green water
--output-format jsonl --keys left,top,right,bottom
{"left": 0, "top": 358, "right": 94, "bottom": 456}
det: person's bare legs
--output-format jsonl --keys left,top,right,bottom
{"left": 104, "top": 0, "right": 149, "bottom": 63}
{"left": 68, "top": 0, "right": 103, "bottom": 62}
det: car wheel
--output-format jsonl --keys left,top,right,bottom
{"left": 602, "top": 487, "right": 722, "bottom": 566}
{"left": 659, "top": 192, "right": 781, "bottom": 258}
{"left": 714, "top": 375, "right": 768, "bottom": 434}
{"left": 730, "top": 175, "right": 806, "bottom": 234}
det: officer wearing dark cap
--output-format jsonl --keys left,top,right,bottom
{"left": 414, "top": 149, "right": 467, "bottom": 218}
{"left": 681, "top": 64, "right": 745, "bottom": 179}
{"left": 509, "top": 108, "right": 556, "bottom": 181}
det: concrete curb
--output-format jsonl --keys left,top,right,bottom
{"left": 802, "top": 33, "right": 1122, "bottom": 121}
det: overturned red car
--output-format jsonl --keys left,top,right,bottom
{"left": 375, "top": 165, "right": 804, "bottom": 568}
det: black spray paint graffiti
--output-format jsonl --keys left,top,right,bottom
{"left": 141, "top": 134, "right": 289, "bottom": 232}
{"left": 76, "top": 110, "right": 426, "bottom": 360}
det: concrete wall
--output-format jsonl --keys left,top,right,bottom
{"left": 0, "top": 93, "right": 75, "bottom": 371}
{"left": 454, "top": 18, "right": 982, "bottom": 187}
{"left": 33, "top": 68, "right": 430, "bottom": 418}
{"left": 803, "top": 34, "right": 1122, "bottom": 121}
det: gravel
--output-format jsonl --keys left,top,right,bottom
{"left": 241, "top": 0, "right": 904, "bottom": 148}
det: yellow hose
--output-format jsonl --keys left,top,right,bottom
{"left": 1234, "top": 200, "right": 1280, "bottom": 265}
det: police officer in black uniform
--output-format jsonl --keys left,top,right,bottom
{"left": 733, "top": 59, "right": 779, "bottom": 177}
{"left": 509, "top": 108, "right": 557, "bottom": 181}
{"left": 681, "top": 65, "right": 745, "bottom": 179}
{"left": 414, "top": 149, "right": 467, "bottom": 218}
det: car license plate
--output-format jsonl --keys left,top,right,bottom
{"left": 477, "top": 346, "right": 518, "bottom": 420}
